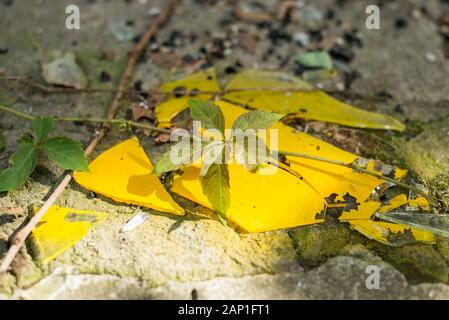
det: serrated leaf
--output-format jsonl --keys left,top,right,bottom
{"left": 200, "top": 141, "right": 225, "bottom": 177}
{"left": 200, "top": 163, "right": 230, "bottom": 217}
{"left": 153, "top": 138, "right": 206, "bottom": 174}
{"left": 33, "top": 116, "right": 54, "bottom": 141}
{"left": 233, "top": 132, "right": 270, "bottom": 172}
{"left": 0, "top": 140, "right": 37, "bottom": 191}
{"left": 42, "top": 137, "right": 88, "bottom": 171}
{"left": 188, "top": 99, "right": 225, "bottom": 135}
{"left": 232, "top": 110, "right": 283, "bottom": 131}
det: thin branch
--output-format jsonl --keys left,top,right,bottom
{"left": 0, "top": 0, "right": 176, "bottom": 274}
{"left": 0, "top": 104, "right": 171, "bottom": 134}
{"left": 278, "top": 150, "right": 436, "bottom": 206}
{"left": 0, "top": 105, "right": 34, "bottom": 120}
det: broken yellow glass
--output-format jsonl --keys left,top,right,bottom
{"left": 349, "top": 220, "right": 435, "bottom": 246}
{"left": 74, "top": 137, "right": 184, "bottom": 215}
{"left": 223, "top": 69, "right": 405, "bottom": 131}
{"left": 215, "top": 100, "right": 391, "bottom": 207}
{"left": 32, "top": 205, "right": 107, "bottom": 265}
{"left": 172, "top": 163, "right": 326, "bottom": 233}
{"left": 155, "top": 68, "right": 221, "bottom": 127}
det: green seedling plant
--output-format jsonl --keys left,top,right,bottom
{"left": 153, "top": 99, "right": 284, "bottom": 224}
{"left": 0, "top": 116, "right": 88, "bottom": 192}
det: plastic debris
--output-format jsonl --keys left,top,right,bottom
{"left": 41, "top": 52, "right": 88, "bottom": 89}
{"left": 223, "top": 69, "right": 405, "bottom": 131}
{"left": 170, "top": 100, "right": 403, "bottom": 235}
{"left": 73, "top": 137, "right": 184, "bottom": 215}
{"left": 120, "top": 210, "right": 149, "bottom": 233}
{"left": 376, "top": 212, "right": 449, "bottom": 238}
{"left": 155, "top": 68, "right": 220, "bottom": 127}
{"left": 32, "top": 206, "right": 107, "bottom": 264}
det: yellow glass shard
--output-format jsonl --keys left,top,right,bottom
{"left": 73, "top": 137, "right": 184, "bottom": 215}
{"left": 378, "top": 194, "right": 408, "bottom": 213}
{"left": 155, "top": 68, "right": 221, "bottom": 127}
{"left": 172, "top": 163, "right": 326, "bottom": 233}
{"left": 223, "top": 69, "right": 405, "bottom": 131}
{"left": 349, "top": 220, "right": 435, "bottom": 245}
{"left": 408, "top": 196, "right": 431, "bottom": 211}
{"left": 32, "top": 206, "right": 107, "bottom": 265}
{"left": 215, "top": 100, "right": 388, "bottom": 206}
{"left": 339, "top": 202, "right": 381, "bottom": 221}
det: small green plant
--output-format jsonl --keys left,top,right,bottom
{"left": 0, "top": 116, "right": 88, "bottom": 192}
{"left": 153, "top": 99, "right": 283, "bottom": 223}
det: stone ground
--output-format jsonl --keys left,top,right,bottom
{"left": 1, "top": 0, "right": 449, "bottom": 299}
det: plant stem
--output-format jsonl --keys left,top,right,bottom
{"left": 0, "top": 105, "right": 34, "bottom": 120}
{"left": 0, "top": 104, "right": 171, "bottom": 134}
{"left": 277, "top": 150, "right": 435, "bottom": 206}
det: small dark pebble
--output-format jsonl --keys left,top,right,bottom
{"left": 326, "top": 9, "right": 335, "bottom": 20}
{"left": 2, "top": 0, "right": 13, "bottom": 7}
{"left": 0, "top": 47, "right": 9, "bottom": 54}
{"left": 191, "top": 289, "right": 198, "bottom": 300}
{"left": 343, "top": 70, "right": 360, "bottom": 89}
{"left": 394, "top": 104, "right": 405, "bottom": 114}
{"left": 329, "top": 44, "right": 355, "bottom": 63}
{"left": 182, "top": 54, "right": 195, "bottom": 63}
{"left": 268, "top": 28, "right": 292, "bottom": 44}
{"left": 73, "top": 120, "right": 85, "bottom": 126}
{"left": 86, "top": 191, "right": 97, "bottom": 199}
{"left": 133, "top": 80, "right": 143, "bottom": 92}
{"left": 377, "top": 90, "right": 394, "bottom": 99}
{"left": 394, "top": 17, "right": 408, "bottom": 29}
{"left": 344, "top": 29, "right": 363, "bottom": 48}
{"left": 224, "top": 66, "right": 237, "bottom": 74}
{"left": 99, "top": 70, "right": 111, "bottom": 82}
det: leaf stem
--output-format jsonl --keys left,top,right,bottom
{"left": 0, "top": 104, "right": 171, "bottom": 134}
{"left": 0, "top": 105, "right": 35, "bottom": 120}
{"left": 277, "top": 150, "right": 435, "bottom": 206}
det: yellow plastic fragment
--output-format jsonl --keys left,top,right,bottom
{"left": 215, "top": 101, "right": 389, "bottom": 206}
{"left": 349, "top": 220, "right": 435, "bottom": 245}
{"left": 378, "top": 194, "right": 408, "bottom": 214}
{"left": 172, "top": 163, "right": 326, "bottom": 233}
{"left": 339, "top": 202, "right": 381, "bottom": 221}
{"left": 73, "top": 137, "right": 184, "bottom": 215}
{"left": 155, "top": 68, "right": 221, "bottom": 127}
{"left": 223, "top": 69, "right": 405, "bottom": 131}
{"left": 32, "top": 206, "right": 107, "bottom": 264}
{"left": 408, "top": 196, "right": 431, "bottom": 211}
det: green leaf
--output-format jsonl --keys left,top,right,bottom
{"left": 232, "top": 110, "right": 283, "bottom": 131}
{"left": 153, "top": 138, "right": 206, "bottom": 174}
{"left": 0, "top": 140, "right": 37, "bottom": 191}
{"left": 42, "top": 137, "right": 88, "bottom": 171}
{"left": 32, "top": 116, "right": 54, "bottom": 141}
{"left": 200, "top": 141, "right": 225, "bottom": 177}
{"left": 200, "top": 163, "right": 230, "bottom": 218}
{"left": 188, "top": 99, "right": 225, "bottom": 135}
{"left": 233, "top": 133, "right": 270, "bottom": 172}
